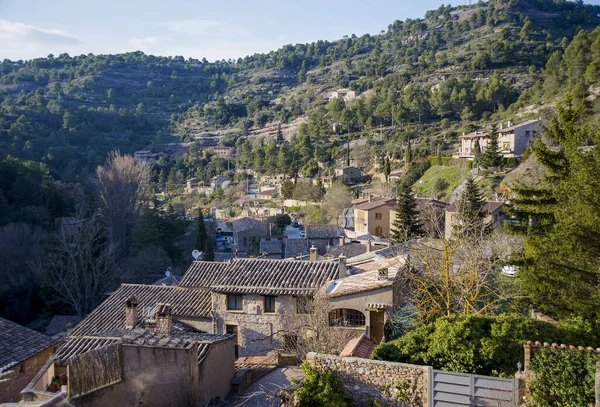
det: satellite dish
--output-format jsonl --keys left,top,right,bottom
{"left": 192, "top": 250, "right": 202, "bottom": 260}
{"left": 165, "top": 270, "right": 171, "bottom": 277}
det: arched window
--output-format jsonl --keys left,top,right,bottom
{"left": 329, "top": 309, "right": 366, "bottom": 327}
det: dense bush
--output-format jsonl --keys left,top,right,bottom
{"left": 371, "top": 314, "right": 599, "bottom": 377}
{"left": 529, "top": 348, "right": 597, "bottom": 407}
{"left": 294, "top": 361, "right": 352, "bottom": 407}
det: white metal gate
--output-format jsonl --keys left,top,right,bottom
{"left": 428, "top": 369, "right": 518, "bottom": 407}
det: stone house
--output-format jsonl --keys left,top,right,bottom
{"left": 256, "top": 188, "right": 278, "bottom": 200}
{"left": 352, "top": 196, "right": 396, "bottom": 237}
{"left": 335, "top": 166, "right": 363, "bottom": 185}
{"left": 454, "top": 119, "right": 540, "bottom": 159}
{"left": 133, "top": 150, "right": 163, "bottom": 164}
{"left": 0, "top": 317, "right": 55, "bottom": 403}
{"left": 231, "top": 217, "right": 270, "bottom": 253}
{"left": 329, "top": 89, "right": 357, "bottom": 103}
{"left": 306, "top": 225, "right": 346, "bottom": 255}
{"left": 23, "top": 295, "right": 235, "bottom": 407}
{"left": 444, "top": 201, "right": 506, "bottom": 239}
{"left": 211, "top": 175, "right": 231, "bottom": 190}
{"left": 259, "top": 238, "right": 284, "bottom": 259}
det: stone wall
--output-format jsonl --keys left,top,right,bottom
{"left": 307, "top": 353, "right": 429, "bottom": 407}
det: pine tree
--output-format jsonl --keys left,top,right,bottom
{"left": 481, "top": 124, "right": 502, "bottom": 170}
{"left": 391, "top": 185, "right": 423, "bottom": 243}
{"left": 196, "top": 208, "right": 207, "bottom": 254}
{"left": 384, "top": 156, "right": 391, "bottom": 183}
{"left": 455, "top": 177, "right": 485, "bottom": 237}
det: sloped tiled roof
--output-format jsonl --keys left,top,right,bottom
{"left": 210, "top": 258, "right": 340, "bottom": 295}
{"left": 71, "top": 284, "right": 212, "bottom": 337}
{"left": 179, "top": 261, "right": 232, "bottom": 288}
{"left": 232, "top": 217, "right": 269, "bottom": 234}
{"left": 260, "top": 239, "right": 283, "bottom": 254}
{"left": 306, "top": 225, "right": 345, "bottom": 239}
{"left": 340, "top": 334, "right": 376, "bottom": 359}
{"left": 323, "top": 243, "right": 367, "bottom": 260}
{"left": 0, "top": 317, "right": 54, "bottom": 370}
{"left": 56, "top": 328, "right": 233, "bottom": 366}
{"left": 446, "top": 201, "right": 504, "bottom": 215}
{"left": 324, "top": 268, "right": 398, "bottom": 298}
{"left": 353, "top": 197, "right": 396, "bottom": 211}
{"left": 45, "top": 315, "right": 82, "bottom": 337}
{"left": 285, "top": 238, "right": 309, "bottom": 258}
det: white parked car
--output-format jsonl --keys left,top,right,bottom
{"left": 501, "top": 265, "right": 519, "bottom": 278}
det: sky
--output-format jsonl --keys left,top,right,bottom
{"left": 1, "top": 0, "right": 600, "bottom": 62}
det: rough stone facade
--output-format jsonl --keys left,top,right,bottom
{"left": 213, "top": 292, "right": 306, "bottom": 356}
{"left": 0, "top": 347, "right": 56, "bottom": 403}
{"left": 307, "top": 353, "right": 429, "bottom": 407}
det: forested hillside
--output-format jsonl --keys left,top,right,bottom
{"left": 2, "top": 0, "right": 600, "bottom": 182}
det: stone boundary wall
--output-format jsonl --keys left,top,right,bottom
{"left": 307, "top": 352, "right": 429, "bottom": 407}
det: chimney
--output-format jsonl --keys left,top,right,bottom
{"left": 154, "top": 303, "right": 173, "bottom": 334}
{"left": 378, "top": 268, "right": 389, "bottom": 281}
{"left": 310, "top": 245, "right": 318, "bottom": 262}
{"left": 368, "top": 194, "right": 372, "bottom": 203}
{"left": 338, "top": 255, "right": 347, "bottom": 279}
{"left": 125, "top": 296, "right": 139, "bottom": 329}
{"left": 366, "top": 240, "right": 372, "bottom": 253}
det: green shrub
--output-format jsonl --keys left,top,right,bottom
{"left": 371, "top": 314, "right": 599, "bottom": 377}
{"left": 295, "top": 361, "right": 353, "bottom": 407}
{"left": 529, "top": 348, "right": 597, "bottom": 407}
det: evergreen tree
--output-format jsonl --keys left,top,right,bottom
{"left": 481, "top": 124, "right": 502, "bottom": 170}
{"left": 384, "top": 156, "right": 391, "bottom": 182}
{"left": 473, "top": 138, "right": 482, "bottom": 165}
{"left": 196, "top": 208, "right": 207, "bottom": 253}
{"left": 203, "top": 237, "right": 215, "bottom": 261}
{"left": 405, "top": 135, "right": 412, "bottom": 167}
{"left": 455, "top": 177, "right": 485, "bottom": 237}
{"left": 391, "top": 185, "right": 423, "bottom": 243}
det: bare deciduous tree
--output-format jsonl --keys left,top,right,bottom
{"left": 40, "top": 215, "right": 117, "bottom": 318}
{"left": 96, "top": 151, "right": 150, "bottom": 256}
{"left": 406, "top": 211, "right": 523, "bottom": 323}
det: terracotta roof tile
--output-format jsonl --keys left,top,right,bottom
{"left": 210, "top": 258, "right": 341, "bottom": 295}
{"left": 179, "top": 261, "right": 232, "bottom": 288}
{"left": 71, "top": 284, "right": 212, "bottom": 337}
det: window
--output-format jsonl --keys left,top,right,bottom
{"left": 227, "top": 294, "right": 243, "bottom": 311}
{"left": 375, "top": 212, "right": 383, "bottom": 220}
{"left": 264, "top": 296, "right": 276, "bottom": 313}
{"left": 329, "top": 309, "right": 366, "bottom": 327}
{"left": 296, "top": 297, "right": 311, "bottom": 314}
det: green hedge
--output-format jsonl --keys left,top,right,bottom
{"left": 529, "top": 348, "right": 597, "bottom": 407}
{"left": 371, "top": 314, "right": 598, "bottom": 378}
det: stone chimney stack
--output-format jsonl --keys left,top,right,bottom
{"left": 125, "top": 296, "right": 139, "bottom": 330}
{"left": 310, "top": 245, "right": 318, "bottom": 262}
{"left": 338, "top": 255, "right": 347, "bottom": 279}
{"left": 155, "top": 303, "right": 173, "bottom": 334}
{"left": 366, "top": 240, "right": 372, "bottom": 253}
{"left": 368, "top": 194, "right": 372, "bottom": 203}
{"left": 378, "top": 268, "right": 389, "bottom": 281}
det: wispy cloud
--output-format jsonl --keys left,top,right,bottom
{"left": 165, "top": 20, "right": 249, "bottom": 38}
{"left": 0, "top": 20, "right": 79, "bottom": 45}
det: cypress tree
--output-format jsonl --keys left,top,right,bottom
{"left": 196, "top": 208, "right": 207, "bottom": 253}
{"left": 405, "top": 135, "right": 412, "bottom": 167}
{"left": 204, "top": 237, "right": 215, "bottom": 262}
{"left": 473, "top": 138, "right": 482, "bottom": 165}
{"left": 384, "top": 156, "right": 391, "bottom": 183}
{"left": 391, "top": 185, "right": 423, "bottom": 243}
{"left": 481, "top": 124, "right": 503, "bottom": 169}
